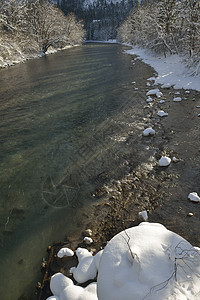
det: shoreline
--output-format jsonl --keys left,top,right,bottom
{"left": 36, "top": 54, "right": 200, "bottom": 299}
{"left": 0, "top": 44, "right": 79, "bottom": 69}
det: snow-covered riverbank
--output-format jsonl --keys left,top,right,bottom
{"left": 0, "top": 45, "right": 76, "bottom": 69}
{"left": 126, "top": 47, "right": 200, "bottom": 92}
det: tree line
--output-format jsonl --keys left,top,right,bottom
{"left": 0, "top": 0, "right": 85, "bottom": 66}
{"left": 118, "top": 0, "right": 200, "bottom": 75}
{"left": 60, "top": 0, "right": 136, "bottom": 40}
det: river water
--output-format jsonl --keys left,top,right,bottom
{"left": 0, "top": 43, "right": 155, "bottom": 299}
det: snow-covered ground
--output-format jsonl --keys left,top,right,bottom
{"left": 47, "top": 223, "right": 200, "bottom": 300}
{"left": 126, "top": 47, "right": 200, "bottom": 92}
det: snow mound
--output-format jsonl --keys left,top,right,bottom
{"left": 60, "top": 282, "right": 98, "bottom": 300}
{"left": 159, "top": 156, "right": 171, "bottom": 166}
{"left": 157, "top": 110, "right": 168, "bottom": 117}
{"left": 173, "top": 97, "right": 182, "bottom": 102}
{"left": 146, "top": 89, "right": 163, "bottom": 98}
{"left": 143, "top": 128, "right": 155, "bottom": 136}
{"left": 72, "top": 248, "right": 97, "bottom": 283}
{"left": 97, "top": 222, "right": 200, "bottom": 300}
{"left": 188, "top": 192, "right": 200, "bottom": 203}
{"left": 94, "top": 249, "right": 104, "bottom": 270}
{"left": 50, "top": 273, "right": 73, "bottom": 297}
{"left": 57, "top": 248, "right": 74, "bottom": 258}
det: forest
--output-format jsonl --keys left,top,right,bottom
{"left": 0, "top": 0, "right": 85, "bottom": 66}
{"left": 118, "top": 0, "right": 200, "bottom": 74}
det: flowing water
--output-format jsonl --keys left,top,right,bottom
{"left": 0, "top": 43, "right": 155, "bottom": 299}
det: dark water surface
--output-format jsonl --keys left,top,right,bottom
{"left": 0, "top": 43, "right": 154, "bottom": 299}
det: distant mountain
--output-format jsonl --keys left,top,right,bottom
{"left": 59, "top": 0, "right": 136, "bottom": 40}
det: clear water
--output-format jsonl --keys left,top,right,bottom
{"left": 0, "top": 43, "right": 151, "bottom": 299}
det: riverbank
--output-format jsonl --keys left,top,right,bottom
{"left": 0, "top": 44, "right": 78, "bottom": 69}
{"left": 36, "top": 50, "right": 200, "bottom": 299}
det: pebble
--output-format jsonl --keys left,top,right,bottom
{"left": 83, "top": 229, "right": 93, "bottom": 237}
{"left": 187, "top": 212, "right": 194, "bottom": 217}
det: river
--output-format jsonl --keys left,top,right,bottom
{"left": 0, "top": 43, "right": 156, "bottom": 299}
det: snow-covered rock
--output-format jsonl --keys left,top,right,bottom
{"left": 172, "top": 157, "right": 179, "bottom": 163}
{"left": 158, "top": 156, "right": 171, "bottom": 166}
{"left": 159, "top": 100, "right": 165, "bottom": 104}
{"left": 84, "top": 237, "right": 93, "bottom": 244}
{"left": 97, "top": 222, "right": 200, "bottom": 300}
{"left": 188, "top": 192, "right": 200, "bottom": 203}
{"left": 143, "top": 128, "right": 155, "bottom": 136}
{"left": 50, "top": 273, "right": 73, "bottom": 297}
{"left": 138, "top": 210, "right": 148, "bottom": 221}
{"left": 157, "top": 110, "right": 168, "bottom": 117}
{"left": 146, "top": 96, "right": 153, "bottom": 102}
{"left": 173, "top": 97, "right": 182, "bottom": 102}
{"left": 146, "top": 89, "right": 163, "bottom": 98}
{"left": 57, "top": 247, "right": 74, "bottom": 258}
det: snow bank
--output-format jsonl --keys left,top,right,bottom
{"left": 126, "top": 47, "right": 200, "bottom": 91}
{"left": 97, "top": 222, "right": 200, "bottom": 300}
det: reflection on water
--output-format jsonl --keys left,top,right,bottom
{"left": 0, "top": 43, "right": 142, "bottom": 299}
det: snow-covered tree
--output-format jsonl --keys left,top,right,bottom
{"left": 0, "top": 0, "right": 85, "bottom": 66}
{"left": 118, "top": 0, "right": 200, "bottom": 72}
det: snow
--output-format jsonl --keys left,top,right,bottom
{"left": 94, "top": 250, "right": 104, "bottom": 270}
{"left": 146, "top": 89, "right": 163, "bottom": 98}
{"left": 159, "top": 100, "right": 165, "bottom": 104}
{"left": 83, "top": 237, "right": 93, "bottom": 244}
{"left": 161, "top": 83, "right": 172, "bottom": 89}
{"left": 47, "top": 223, "right": 200, "bottom": 300}
{"left": 158, "top": 156, "right": 171, "bottom": 167}
{"left": 60, "top": 283, "right": 98, "bottom": 300}
{"left": 157, "top": 110, "right": 168, "bottom": 117}
{"left": 126, "top": 47, "right": 200, "bottom": 91}
{"left": 143, "top": 128, "right": 155, "bottom": 136}
{"left": 72, "top": 248, "right": 97, "bottom": 283}
{"left": 50, "top": 273, "right": 73, "bottom": 296}
{"left": 97, "top": 222, "right": 200, "bottom": 300}
{"left": 138, "top": 210, "right": 148, "bottom": 221}
{"left": 188, "top": 192, "right": 200, "bottom": 203}
{"left": 173, "top": 97, "right": 182, "bottom": 102}
{"left": 57, "top": 248, "right": 74, "bottom": 258}
{"left": 146, "top": 96, "right": 153, "bottom": 102}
